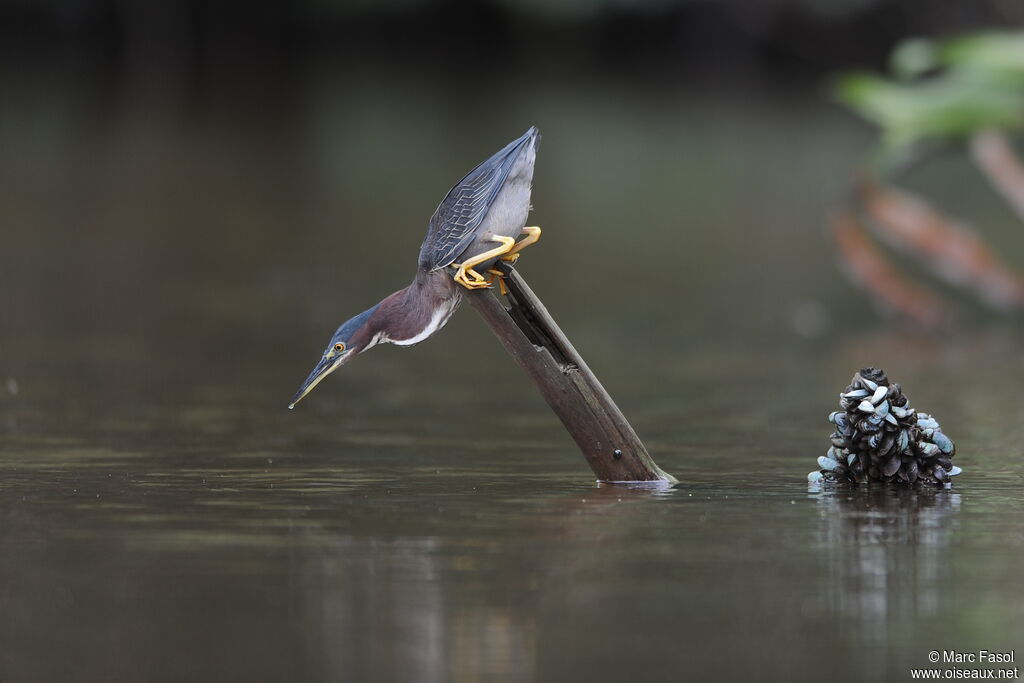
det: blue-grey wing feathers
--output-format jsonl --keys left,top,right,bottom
{"left": 419, "top": 128, "right": 536, "bottom": 271}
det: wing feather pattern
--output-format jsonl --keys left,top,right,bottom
{"left": 419, "top": 128, "right": 535, "bottom": 271}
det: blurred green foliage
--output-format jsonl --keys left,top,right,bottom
{"left": 835, "top": 31, "right": 1024, "bottom": 152}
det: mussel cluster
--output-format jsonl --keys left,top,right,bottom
{"left": 810, "top": 367, "right": 961, "bottom": 486}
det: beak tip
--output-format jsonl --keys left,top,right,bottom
{"left": 291, "top": 352, "right": 347, "bottom": 411}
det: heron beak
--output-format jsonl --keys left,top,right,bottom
{"left": 288, "top": 352, "right": 348, "bottom": 409}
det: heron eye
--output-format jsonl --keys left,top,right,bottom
{"left": 334, "top": 342, "right": 345, "bottom": 352}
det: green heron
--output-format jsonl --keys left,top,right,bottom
{"left": 289, "top": 127, "right": 542, "bottom": 408}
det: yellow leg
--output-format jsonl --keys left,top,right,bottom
{"left": 500, "top": 226, "right": 542, "bottom": 264}
{"left": 452, "top": 236, "right": 517, "bottom": 290}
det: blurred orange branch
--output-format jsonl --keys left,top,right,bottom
{"left": 970, "top": 129, "right": 1024, "bottom": 222}
{"left": 860, "top": 181, "right": 1024, "bottom": 311}
{"left": 831, "top": 210, "right": 949, "bottom": 328}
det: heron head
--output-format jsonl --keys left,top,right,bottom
{"left": 289, "top": 305, "right": 380, "bottom": 409}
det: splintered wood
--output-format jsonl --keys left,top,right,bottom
{"left": 466, "top": 263, "right": 676, "bottom": 484}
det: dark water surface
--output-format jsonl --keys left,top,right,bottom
{"left": 2, "top": 63, "right": 1023, "bottom": 681}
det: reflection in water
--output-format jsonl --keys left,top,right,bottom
{"left": 299, "top": 537, "right": 451, "bottom": 683}
{"left": 298, "top": 485, "right": 671, "bottom": 682}
{"left": 303, "top": 536, "right": 540, "bottom": 683}
{"left": 813, "top": 486, "right": 961, "bottom": 671}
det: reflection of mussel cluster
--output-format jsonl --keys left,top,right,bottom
{"left": 813, "top": 486, "right": 962, "bottom": 652}
{"left": 811, "top": 368, "right": 961, "bottom": 486}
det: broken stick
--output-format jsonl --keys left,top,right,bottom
{"left": 466, "top": 262, "right": 677, "bottom": 484}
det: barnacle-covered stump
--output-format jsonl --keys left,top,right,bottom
{"left": 810, "top": 368, "right": 961, "bottom": 486}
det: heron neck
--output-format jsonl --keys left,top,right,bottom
{"left": 367, "top": 271, "right": 460, "bottom": 348}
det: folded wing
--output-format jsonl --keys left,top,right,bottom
{"left": 419, "top": 128, "right": 536, "bottom": 271}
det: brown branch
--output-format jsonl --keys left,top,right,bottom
{"left": 860, "top": 181, "right": 1024, "bottom": 312}
{"left": 831, "top": 210, "right": 950, "bottom": 328}
{"left": 970, "top": 129, "right": 1024, "bottom": 223}
{"left": 465, "top": 264, "right": 677, "bottom": 485}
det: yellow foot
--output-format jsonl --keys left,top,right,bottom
{"left": 452, "top": 264, "right": 491, "bottom": 290}
{"left": 451, "top": 235, "right": 517, "bottom": 291}
{"left": 500, "top": 226, "right": 542, "bottom": 263}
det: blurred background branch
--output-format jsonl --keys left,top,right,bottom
{"left": 831, "top": 30, "right": 1024, "bottom": 328}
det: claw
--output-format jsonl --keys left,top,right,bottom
{"left": 453, "top": 266, "right": 492, "bottom": 289}
{"left": 486, "top": 268, "right": 509, "bottom": 296}
{"left": 453, "top": 264, "right": 485, "bottom": 282}
{"left": 451, "top": 235, "right": 517, "bottom": 291}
